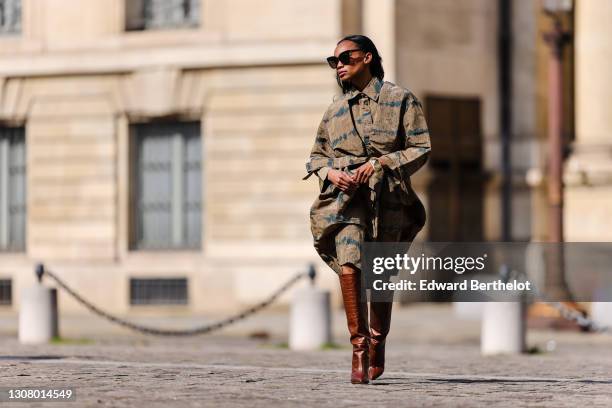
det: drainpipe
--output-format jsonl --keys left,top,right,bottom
{"left": 498, "top": 0, "right": 512, "bottom": 242}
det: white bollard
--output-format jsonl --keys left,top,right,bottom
{"left": 481, "top": 301, "right": 526, "bottom": 355}
{"left": 591, "top": 302, "right": 612, "bottom": 328}
{"left": 453, "top": 302, "right": 485, "bottom": 320}
{"left": 19, "top": 284, "right": 59, "bottom": 344}
{"left": 289, "top": 286, "right": 332, "bottom": 350}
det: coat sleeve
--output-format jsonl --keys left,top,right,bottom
{"left": 315, "top": 167, "right": 330, "bottom": 181}
{"left": 378, "top": 94, "right": 431, "bottom": 176}
{"left": 303, "top": 110, "right": 334, "bottom": 183}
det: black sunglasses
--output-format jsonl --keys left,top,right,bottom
{"left": 326, "top": 49, "right": 363, "bottom": 69}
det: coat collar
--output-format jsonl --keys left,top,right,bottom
{"left": 347, "top": 76, "right": 383, "bottom": 102}
{"left": 327, "top": 78, "right": 399, "bottom": 146}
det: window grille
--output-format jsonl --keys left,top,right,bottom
{"left": 126, "top": 0, "right": 200, "bottom": 31}
{"left": 130, "top": 278, "right": 188, "bottom": 305}
{"left": 0, "top": 279, "right": 11, "bottom": 305}
{"left": 132, "top": 122, "right": 202, "bottom": 250}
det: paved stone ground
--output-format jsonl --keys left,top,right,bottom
{"left": 1, "top": 305, "right": 611, "bottom": 407}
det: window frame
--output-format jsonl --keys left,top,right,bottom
{"left": 129, "top": 120, "right": 202, "bottom": 252}
{"left": 125, "top": 0, "right": 201, "bottom": 32}
{"left": 0, "top": 0, "right": 22, "bottom": 36}
{"left": 129, "top": 277, "right": 189, "bottom": 306}
{"left": 0, "top": 125, "right": 26, "bottom": 253}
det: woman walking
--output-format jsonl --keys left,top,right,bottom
{"left": 303, "top": 35, "right": 431, "bottom": 384}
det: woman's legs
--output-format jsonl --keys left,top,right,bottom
{"left": 339, "top": 263, "right": 370, "bottom": 384}
{"left": 368, "top": 300, "right": 392, "bottom": 380}
{"left": 367, "top": 188, "right": 409, "bottom": 380}
{"left": 335, "top": 221, "right": 370, "bottom": 383}
{"left": 367, "top": 221, "right": 422, "bottom": 380}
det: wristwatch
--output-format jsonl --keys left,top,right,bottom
{"left": 369, "top": 158, "right": 381, "bottom": 172}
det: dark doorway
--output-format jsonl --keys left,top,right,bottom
{"left": 425, "top": 96, "right": 485, "bottom": 242}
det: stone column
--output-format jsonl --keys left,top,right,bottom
{"left": 565, "top": 0, "right": 612, "bottom": 241}
{"left": 362, "top": 0, "right": 396, "bottom": 82}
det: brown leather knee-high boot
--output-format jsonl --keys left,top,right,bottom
{"left": 339, "top": 272, "right": 370, "bottom": 384}
{"left": 368, "top": 301, "right": 393, "bottom": 380}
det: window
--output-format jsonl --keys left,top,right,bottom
{"left": 0, "top": 278, "right": 11, "bottom": 305}
{"left": 130, "top": 278, "right": 188, "bottom": 305}
{"left": 131, "top": 122, "right": 201, "bottom": 250}
{"left": 0, "top": 0, "right": 21, "bottom": 34}
{"left": 0, "top": 126, "right": 26, "bottom": 252}
{"left": 125, "top": 0, "right": 200, "bottom": 31}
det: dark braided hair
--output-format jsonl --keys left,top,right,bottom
{"left": 335, "top": 34, "right": 385, "bottom": 94}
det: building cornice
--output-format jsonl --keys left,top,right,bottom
{"left": 0, "top": 40, "right": 330, "bottom": 77}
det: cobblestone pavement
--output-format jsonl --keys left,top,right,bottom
{"left": 1, "top": 305, "right": 611, "bottom": 407}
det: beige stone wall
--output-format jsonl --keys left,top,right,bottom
{"left": 395, "top": 0, "right": 498, "bottom": 139}
{"left": 0, "top": 0, "right": 345, "bottom": 315}
{"left": 10, "top": 0, "right": 340, "bottom": 48}
{"left": 0, "top": 66, "right": 342, "bottom": 314}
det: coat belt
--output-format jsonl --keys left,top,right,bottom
{"left": 302, "top": 156, "right": 371, "bottom": 180}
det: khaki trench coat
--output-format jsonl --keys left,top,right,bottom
{"left": 303, "top": 79, "right": 431, "bottom": 275}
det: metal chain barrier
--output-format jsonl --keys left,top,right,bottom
{"left": 36, "top": 262, "right": 609, "bottom": 336}
{"left": 499, "top": 265, "right": 610, "bottom": 334}
{"left": 36, "top": 264, "right": 312, "bottom": 336}
{"left": 543, "top": 301, "right": 609, "bottom": 333}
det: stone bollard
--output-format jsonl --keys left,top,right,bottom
{"left": 289, "top": 265, "right": 332, "bottom": 350}
{"left": 481, "top": 264, "right": 527, "bottom": 355}
{"left": 481, "top": 301, "right": 526, "bottom": 355}
{"left": 453, "top": 302, "right": 485, "bottom": 320}
{"left": 19, "top": 264, "right": 59, "bottom": 344}
{"left": 591, "top": 302, "right": 612, "bottom": 328}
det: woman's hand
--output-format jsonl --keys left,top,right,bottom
{"left": 328, "top": 169, "right": 358, "bottom": 193}
{"left": 353, "top": 162, "right": 376, "bottom": 184}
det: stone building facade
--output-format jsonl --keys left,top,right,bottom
{"left": 0, "top": 0, "right": 609, "bottom": 315}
